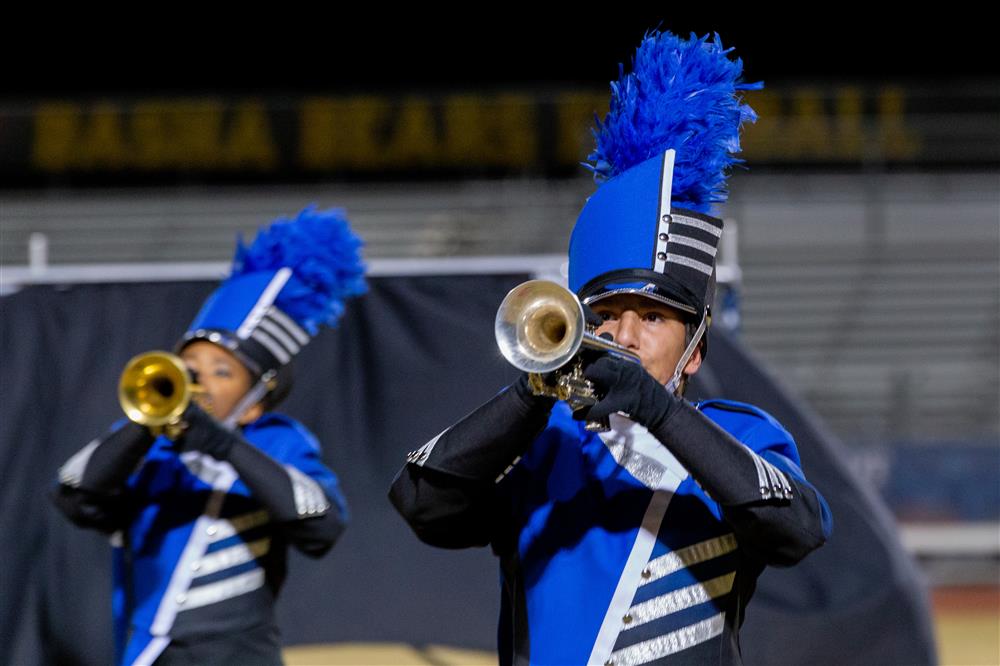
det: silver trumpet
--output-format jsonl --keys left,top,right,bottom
{"left": 495, "top": 280, "right": 641, "bottom": 430}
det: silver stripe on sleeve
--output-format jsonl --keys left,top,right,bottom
{"left": 178, "top": 568, "right": 266, "bottom": 611}
{"left": 608, "top": 613, "right": 726, "bottom": 666}
{"left": 641, "top": 534, "right": 737, "bottom": 585}
{"left": 406, "top": 430, "right": 445, "bottom": 467}
{"left": 58, "top": 439, "right": 101, "bottom": 488}
{"left": 266, "top": 306, "right": 310, "bottom": 345}
{"left": 623, "top": 573, "right": 735, "bottom": 630}
{"left": 257, "top": 317, "right": 301, "bottom": 356}
{"left": 671, "top": 214, "right": 723, "bottom": 238}
{"left": 284, "top": 465, "right": 331, "bottom": 517}
{"left": 250, "top": 328, "right": 292, "bottom": 365}
{"left": 236, "top": 268, "right": 292, "bottom": 339}
{"left": 192, "top": 538, "right": 271, "bottom": 577}
{"left": 762, "top": 459, "right": 793, "bottom": 498}
{"left": 747, "top": 449, "right": 771, "bottom": 499}
{"left": 669, "top": 234, "right": 718, "bottom": 257}
{"left": 665, "top": 253, "right": 714, "bottom": 276}
{"left": 206, "top": 509, "right": 270, "bottom": 544}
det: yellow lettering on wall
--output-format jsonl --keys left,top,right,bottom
{"left": 491, "top": 95, "right": 537, "bottom": 167}
{"left": 786, "top": 89, "right": 833, "bottom": 159}
{"left": 299, "top": 96, "right": 388, "bottom": 169}
{"left": 554, "top": 92, "right": 607, "bottom": 165}
{"left": 32, "top": 103, "right": 80, "bottom": 171}
{"left": 740, "top": 90, "right": 782, "bottom": 160}
{"left": 225, "top": 101, "right": 276, "bottom": 169}
{"left": 131, "top": 101, "right": 170, "bottom": 169}
{"left": 834, "top": 87, "right": 864, "bottom": 159}
{"left": 383, "top": 98, "right": 438, "bottom": 166}
{"left": 442, "top": 95, "right": 485, "bottom": 165}
{"left": 77, "top": 103, "right": 128, "bottom": 168}
{"left": 172, "top": 101, "right": 224, "bottom": 168}
{"left": 443, "top": 95, "right": 537, "bottom": 168}
{"left": 878, "top": 88, "right": 920, "bottom": 160}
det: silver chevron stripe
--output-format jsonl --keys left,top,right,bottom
{"left": 748, "top": 448, "right": 771, "bottom": 498}
{"left": 193, "top": 538, "right": 271, "bottom": 577}
{"left": 266, "top": 307, "right": 310, "bottom": 345}
{"left": 624, "top": 573, "right": 735, "bottom": 630}
{"left": 285, "top": 465, "right": 330, "bottom": 516}
{"left": 179, "top": 569, "right": 265, "bottom": 611}
{"left": 206, "top": 510, "right": 270, "bottom": 544}
{"left": 669, "top": 234, "right": 718, "bottom": 257}
{"left": 58, "top": 439, "right": 101, "bottom": 487}
{"left": 665, "top": 253, "right": 714, "bottom": 276}
{"left": 250, "top": 328, "right": 291, "bottom": 364}
{"left": 604, "top": 439, "right": 667, "bottom": 489}
{"left": 641, "top": 534, "right": 737, "bottom": 585}
{"left": 257, "top": 317, "right": 301, "bottom": 356}
{"left": 671, "top": 215, "right": 723, "bottom": 237}
{"left": 609, "top": 613, "right": 725, "bottom": 666}
{"left": 407, "top": 430, "right": 445, "bottom": 467}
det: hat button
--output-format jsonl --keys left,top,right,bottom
{"left": 657, "top": 252, "right": 667, "bottom": 260}
{"left": 658, "top": 233, "right": 669, "bottom": 241}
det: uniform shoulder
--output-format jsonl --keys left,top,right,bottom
{"left": 244, "top": 412, "right": 321, "bottom": 453}
{"left": 695, "top": 399, "right": 795, "bottom": 448}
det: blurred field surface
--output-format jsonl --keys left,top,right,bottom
{"left": 934, "top": 586, "right": 1000, "bottom": 666}
{"left": 284, "top": 586, "right": 999, "bottom": 666}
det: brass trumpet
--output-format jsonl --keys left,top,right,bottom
{"left": 495, "top": 280, "right": 641, "bottom": 427}
{"left": 118, "top": 351, "right": 197, "bottom": 438}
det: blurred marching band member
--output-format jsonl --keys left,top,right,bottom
{"left": 53, "top": 208, "right": 366, "bottom": 666}
{"left": 391, "top": 31, "right": 832, "bottom": 666}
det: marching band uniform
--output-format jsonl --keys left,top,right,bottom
{"left": 54, "top": 208, "right": 366, "bottom": 666}
{"left": 391, "top": 32, "right": 832, "bottom": 666}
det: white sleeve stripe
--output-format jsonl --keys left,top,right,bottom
{"left": 746, "top": 448, "right": 770, "bottom": 497}
{"left": 257, "top": 318, "right": 301, "bottom": 355}
{"left": 266, "top": 307, "right": 311, "bottom": 345}
{"left": 284, "top": 465, "right": 331, "bottom": 517}
{"left": 58, "top": 439, "right": 101, "bottom": 488}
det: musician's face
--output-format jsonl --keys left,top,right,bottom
{"left": 590, "top": 294, "right": 702, "bottom": 385}
{"left": 180, "top": 341, "right": 260, "bottom": 422}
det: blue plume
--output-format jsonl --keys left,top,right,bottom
{"left": 232, "top": 206, "right": 367, "bottom": 334}
{"left": 588, "top": 31, "right": 762, "bottom": 213}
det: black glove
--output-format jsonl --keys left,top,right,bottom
{"left": 177, "top": 401, "right": 240, "bottom": 459}
{"left": 575, "top": 355, "right": 681, "bottom": 429}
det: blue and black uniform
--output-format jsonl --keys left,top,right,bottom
{"left": 54, "top": 412, "right": 348, "bottom": 666}
{"left": 391, "top": 379, "right": 831, "bottom": 666}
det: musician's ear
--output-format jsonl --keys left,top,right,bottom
{"left": 683, "top": 341, "right": 703, "bottom": 377}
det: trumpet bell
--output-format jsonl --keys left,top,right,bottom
{"left": 118, "top": 351, "right": 192, "bottom": 428}
{"left": 495, "top": 280, "right": 585, "bottom": 373}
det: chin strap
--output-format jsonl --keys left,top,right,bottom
{"left": 221, "top": 370, "right": 277, "bottom": 430}
{"left": 664, "top": 315, "right": 707, "bottom": 395}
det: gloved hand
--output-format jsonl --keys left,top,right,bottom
{"left": 511, "top": 371, "right": 558, "bottom": 411}
{"left": 177, "top": 401, "right": 240, "bottom": 459}
{"left": 575, "top": 355, "right": 681, "bottom": 429}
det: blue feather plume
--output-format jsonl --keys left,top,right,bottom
{"left": 232, "top": 206, "right": 367, "bottom": 334}
{"left": 588, "top": 31, "right": 762, "bottom": 213}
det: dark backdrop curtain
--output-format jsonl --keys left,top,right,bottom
{"left": 0, "top": 276, "right": 934, "bottom": 665}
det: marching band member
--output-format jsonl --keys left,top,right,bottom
{"left": 391, "top": 30, "right": 832, "bottom": 665}
{"left": 53, "top": 207, "right": 366, "bottom": 666}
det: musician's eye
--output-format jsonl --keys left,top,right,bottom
{"left": 642, "top": 311, "right": 667, "bottom": 323}
{"left": 595, "top": 311, "right": 616, "bottom": 322}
